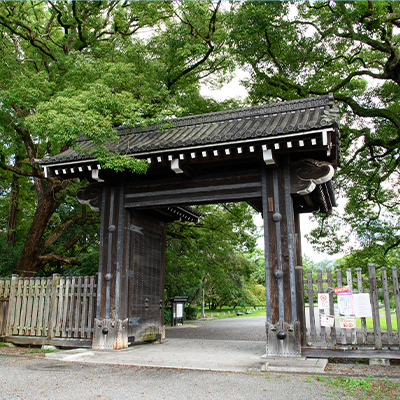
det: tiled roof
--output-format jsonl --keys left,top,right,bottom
{"left": 40, "top": 94, "right": 339, "bottom": 165}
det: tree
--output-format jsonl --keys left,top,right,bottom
{"left": 228, "top": 1, "right": 400, "bottom": 270}
{"left": 165, "top": 202, "right": 261, "bottom": 309}
{"left": 0, "top": 1, "right": 233, "bottom": 276}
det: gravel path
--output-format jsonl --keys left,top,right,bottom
{"left": 1, "top": 315, "right": 400, "bottom": 400}
{"left": 165, "top": 316, "right": 266, "bottom": 341}
{"left": 0, "top": 355, "right": 353, "bottom": 400}
{"left": 165, "top": 316, "right": 400, "bottom": 377}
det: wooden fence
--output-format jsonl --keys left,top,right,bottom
{"left": 0, "top": 274, "right": 97, "bottom": 347}
{"left": 304, "top": 264, "right": 400, "bottom": 350}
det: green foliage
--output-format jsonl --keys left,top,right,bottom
{"left": 184, "top": 305, "right": 199, "bottom": 320}
{"left": 228, "top": 1, "right": 400, "bottom": 262}
{"left": 0, "top": 235, "right": 23, "bottom": 277}
{"left": 165, "top": 203, "right": 262, "bottom": 309}
{"left": 0, "top": 1, "right": 235, "bottom": 274}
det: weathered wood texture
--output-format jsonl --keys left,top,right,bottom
{"left": 94, "top": 183, "right": 166, "bottom": 348}
{"left": 0, "top": 278, "right": 11, "bottom": 336}
{"left": 304, "top": 265, "right": 400, "bottom": 349}
{"left": 124, "top": 169, "right": 262, "bottom": 209}
{"left": 127, "top": 212, "right": 166, "bottom": 342}
{"left": 264, "top": 165, "right": 298, "bottom": 325}
{"left": 2, "top": 274, "right": 96, "bottom": 343}
{"left": 97, "top": 184, "right": 130, "bottom": 322}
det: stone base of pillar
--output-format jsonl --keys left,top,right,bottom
{"left": 266, "top": 321, "right": 301, "bottom": 357}
{"left": 92, "top": 318, "right": 128, "bottom": 350}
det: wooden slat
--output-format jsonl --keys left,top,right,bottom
{"left": 0, "top": 278, "right": 11, "bottom": 300}
{"left": 125, "top": 190, "right": 261, "bottom": 209}
{"left": 87, "top": 276, "right": 95, "bottom": 338}
{"left": 30, "top": 279, "right": 40, "bottom": 336}
{"left": 356, "top": 268, "right": 368, "bottom": 344}
{"left": 302, "top": 348, "right": 400, "bottom": 359}
{"left": 368, "top": 263, "right": 382, "bottom": 349}
{"left": 316, "top": 270, "right": 326, "bottom": 346}
{"left": 327, "top": 269, "right": 336, "bottom": 345}
{"left": 13, "top": 279, "right": 24, "bottom": 335}
{"left": 307, "top": 270, "right": 316, "bottom": 345}
{"left": 381, "top": 267, "right": 394, "bottom": 346}
{"left": 55, "top": 277, "right": 65, "bottom": 337}
{"left": 5, "top": 275, "right": 18, "bottom": 337}
{"left": 62, "top": 278, "right": 71, "bottom": 337}
{"left": 346, "top": 268, "right": 357, "bottom": 345}
{"left": 35, "top": 278, "right": 46, "bottom": 336}
{"left": 74, "top": 277, "right": 82, "bottom": 338}
{"left": 47, "top": 274, "right": 60, "bottom": 340}
{"left": 336, "top": 269, "right": 346, "bottom": 345}
{"left": 392, "top": 267, "right": 400, "bottom": 339}
{"left": 4, "top": 336, "right": 92, "bottom": 348}
{"left": 42, "top": 277, "right": 52, "bottom": 337}
{"left": 23, "top": 278, "right": 35, "bottom": 336}
{"left": 18, "top": 279, "right": 29, "bottom": 335}
{"left": 68, "top": 277, "right": 76, "bottom": 337}
{"left": 81, "top": 277, "right": 88, "bottom": 338}
{"left": 0, "top": 301, "right": 8, "bottom": 336}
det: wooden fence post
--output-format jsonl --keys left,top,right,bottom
{"left": 392, "top": 266, "right": 400, "bottom": 339}
{"left": 336, "top": 269, "right": 347, "bottom": 345}
{"left": 47, "top": 274, "right": 60, "bottom": 340}
{"left": 295, "top": 266, "right": 306, "bottom": 346}
{"left": 306, "top": 269, "right": 316, "bottom": 345}
{"left": 381, "top": 267, "right": 393, "bottom": 346}
{"left": 368, "top": 263, "right": 382, "bottom": 350}
{"left": 326, "top": 269, "right": 336, "bottom": 345}
{"left": 317, "top": 269, "right": 326, "bottom": 346}
{"left": 346, "top": 268, "right": 357, "bottom": 344}
{"left": 356, "top": 267, "right": 367, "bottom": 344}
{"left": 5, "top": 275, "right": 18, "bottom": 337}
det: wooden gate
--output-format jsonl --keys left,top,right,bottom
{"left": 127, "top": 212, "right": 166, "bottom": 342}
{"left": 0, "top": 274, "right": 96, "bottom": 347}
{"left": 303, "top": 263, "right": 400, "bottom": 354}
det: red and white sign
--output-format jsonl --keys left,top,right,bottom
{"left": 334, "top": 286, "right": 350, "bottom": 294}
{"left": 318, "top": 293, "right": 330, "bottom": 310}
{"left": 339, "top": 317, "right": 356, "bottom": 329}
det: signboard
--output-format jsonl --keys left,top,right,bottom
{"left": 334, "top": 286, "right": 350, "bottom": 294}
{"left": 320, "top": 315, "right": 335, "bottom": 327}
{"left": 337, "top": 292, "right": 354, "bottom": 315}
{"left": 353, "top": 293, "right": 372, "bottom": 318}
{"left": 339, "top": 316, "right": 356, "bottom": 329}
{"left": 176, "top": 303, "right": 184, "bottom": 318}
{"left": 318, "top": 293, "right": 330, "bottom": 310}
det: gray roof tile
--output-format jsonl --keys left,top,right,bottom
{"left": 41, "top": 94, "right": 339, "bottom": 165}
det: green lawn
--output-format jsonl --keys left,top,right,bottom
{"left": 202, "top": 307, "right": 266, "bottom": 319}
{"left": 356, "top": 314, "right": 398, "bottom": 331}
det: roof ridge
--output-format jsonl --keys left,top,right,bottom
{"left": 110, "top": 94, "right": 334, "bottom": 139}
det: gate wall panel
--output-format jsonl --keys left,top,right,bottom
{"left": 127, "top": 212, "right": 166, "bottom": 341}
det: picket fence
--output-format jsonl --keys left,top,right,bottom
{"left": 303, "top": 264, "right": 400, "bottom": 351}
{"left": 0, "top": 274, "right": 96, "bottom": 347}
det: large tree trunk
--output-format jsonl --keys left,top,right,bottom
{"left": 6, "top": 172, "right": 19, "bottom": 247}
{"left": 15, "top": 180, "right": 65, "bottom": 276}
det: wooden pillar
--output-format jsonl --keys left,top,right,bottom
{"left": 262, "top": 162, "right": 301, "bottom": 357}
{"left": 78, "top": 183, "right": 167, "bottom": 350}
{"left": 294, "top": 208, "right": 307, "bottom": 347}
{"left": 93, "top": 183, "right": 130, "bottom": 349}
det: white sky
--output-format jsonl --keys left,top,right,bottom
{"left": 200, "top": 73, "right": 343, "bottom": 263}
